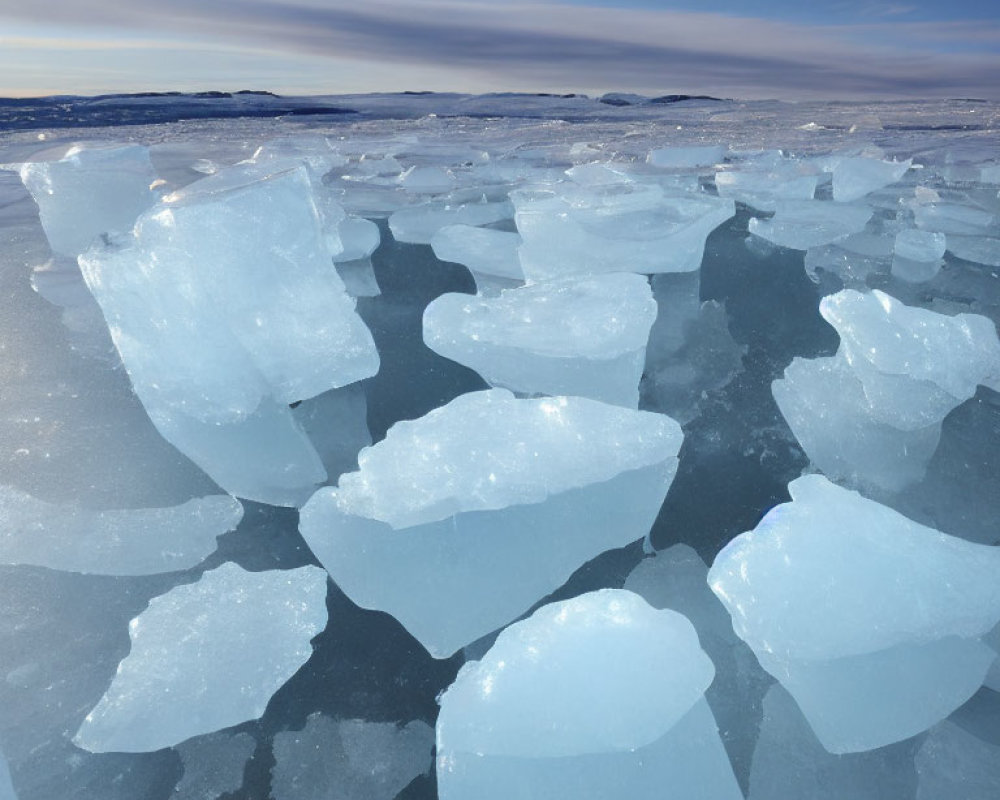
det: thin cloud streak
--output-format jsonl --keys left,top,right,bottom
{"left": 1, "top": 0, "right": 998, "bottom": 98}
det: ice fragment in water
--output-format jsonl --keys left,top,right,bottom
{"left": 73, "top": 562, "right": 328, "bottom": 753}
{"left": 436, "top": 589, "right": 742, "bottom": 800}
{"left": 388, "top": 199, "right": 512, "bottom": 244}
{"left": 831, "top": 156, "right": 911, "bottom": 202}
{"left": 299, "top": 389, "right": 682, "bottom": 656}
{"left": 423, "top": 273, "right": 656, "bottom": 407}
{"left": 19, "top": 143, "right": 158, "bottom": 257}
{"left": 916, "top": 717, "right": 1000, "bottom": 800}
{"left": 647, "top": 145, "right": 727, "bottom": 169}
{"left": 709, "top": 474, "right": 1000, "bottom": 752}
{"left": 78, "top": 162, "right": 379, "bottom": 505}
{"left": 947, "top": 234, "right": 1000, "bottom": 267}
{"left": 0, "top": 750, "right": 14, "bottom": 800}
{"left": 892, "top": 229, "right": 946, "bottom": 282}
{"left": 174, "top": 731, "right": 256, "bottom": 800}
{"left": 271, "top": 714, "right": 434, "bottom": 800}
{"left": 748, "top": 200, "right": 873, "bottom": 250}
{"left": 0, "top": 486, "right": 242, "bottom": 575}
{"left": 430, "top": 224, "right": 524, "bottom": 288}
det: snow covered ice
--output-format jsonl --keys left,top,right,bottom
{"left": 300, "top": 389, "right": 682, "bottom": 657}
{"left": 423, "top": 273, "right": 657, "bottom": 407}
{"left": 709, "top": 474, "right": 1000, "bottom": 753}
{"left": 436, "top": 589, "right": 742, "bottom": 800}
{"left": 73, "top": 562, "right": 328, "bottom": 753}
{"left": 2, "top": 92, "right": 1000, "bottom": 798}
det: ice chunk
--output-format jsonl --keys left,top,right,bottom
{"left": 749, "top": 200, "right": 873, "bottom": 250}
{"left": 715, "top": 166, "right": 819, "bottom": 212}
{"left": 774, "top": 289, "right": 1000, "bottom": 491}
{"left": 299, "top": 390, "right": 682, "bottom": 656}
{"left": 892, "top": 229, "right": 946, "bottom": 282}
{"left": 78, "top": 163, "right": 379, "bottom": 505}
{"left": 334, "top": 258, "right": 381, "bottom": 297}
{"left": 19, "top": 143, "right": 158, "bottom": 257}
{"left": 947, "top": 234, "right": 1000, "bottom": 267}
{"left": 73, "top": 563, "right": 328, "bottom": 752}
{"left": 916, "top": 719, "right": 1000, "bottom": 800}
{"left": 914, "top": 202, "right": 996, "bottom": 236}
{"left": 648, "top": 145, "right": 726, "bottom": 169}
{"left": 831, "top": 156, "right": 911, "bottom": 202}
{"left": 436, "top": 589, "right": 742, "bottom": 800}
{"left": 271, "top": 714, "right": 433, "bottom": 800}
{"left": 422, "top": 274, "right": 656, "bottom": 407}
{"left": 398, "top": 164, "right": 455, "bottom": 192}
{"left": 332, "top": 216, "right": 380, "bottom": 262}
{"left": 0, "top": 486, "right": 242, "bottom": 575}
{"left": 430, "top": 225, "right": 524, "bottom": 283}
{"left": 389, "top": 199, "right": 512, "bottom": 244}
{"left": 564, "top": 161, "right": 632, "bottom": 185}
{"left": 748, "top": 684, "right": 917, "bottom": 800}
{"left": 174, "top": 731, "right": 256, "bottom": 800}
{"left": 709, "top": 474, "right": 1000, "bottom": 752}
{"left": 515, "top": 182, "right": 735, "bottom": 279}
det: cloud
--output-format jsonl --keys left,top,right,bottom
{"left": 1, "top": 0, "right": 998, "bottom": 98}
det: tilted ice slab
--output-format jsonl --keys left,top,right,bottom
{"left": 0, "top": 486, "right": 242, "bottom": 575}
{"left": 19, "top": 143, "right": 159, "bottom": 257}
{"left": 709, "top": 475, "right": 1000, "bottom": 753}
{"left": 892, "top": 229, "right": 946, "bottom": 282}
{"left": 436, "top": 589, "right": 742, "bottom": 800}
{"left": 749, "top": 200, "right": 873, "bottom": 250}
{"left": 916, "top": 716, "right": 1000, "bottom": 800}
{"left": 299, "top": 390, "right": 682, "bottom": 657}
{"left": 774, "top": 289, "right": 1000, "bottom": 491}
{"left": 715, "top": 165, "right": 819, "bottom": 212}
{"left": 423, "top": 274, "right": 657, "bottom": 407}
{"left": 73, "top": 562, "right": 328, "bottom": 753}
{"left": 430, "top": 225, "right": 524, "bottom": 294}
{"left": 0, "top": 749, "right": 13, "bottom": 800}
{"left": 388, "top": 198, "right": 513, "bottom": 244}
{"left": 831, "top": 156, "right": 911, "bottom": 202}
{"left": 78, "top": 163, "right": 379, "bottom": 505}
{"left": 271, "top": 714, "right": 434, "bottom": 800}
{"left": 514, "top": 181, "right": 735, "bottom": 279}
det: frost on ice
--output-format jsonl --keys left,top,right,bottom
{"left": 436, "top": 589, "right": 742, "bottom": 800}
{"left": 299, "top": 389, "right": 682, "bottom": 657}
{"left": 0, "top": 486, "right": 242, "bottom": 575}
{"left": 73, "top": 563, "right": 328, "bottom": 753}
{"left": 709, "top": 474, "right": 1000, "bottom": 753}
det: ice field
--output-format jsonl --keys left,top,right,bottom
{"left": 0, "top": 91, "right": 998, "bottom": 798}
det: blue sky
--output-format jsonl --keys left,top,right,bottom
{"left": 1, "top": 0, "right": 998, "bottom": 99}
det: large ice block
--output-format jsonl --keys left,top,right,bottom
{"left": 174, "top": 731, "right": 256, "bottom": 800}
{"left": 436, "top": 589, "right": 742, "bottom": 800}
{"left": 709, "top": 474, "right": 1000, "bottom": 752}
{"left": 773, "top": 289, "right": 1000, "bottom": 491}
{"left": 422, "top": 274, "right": 656, "bottom": 407}
{"left": 647, "top": 145, "right": 727, "bottom": 169}
{"left": 514, "top": 182, "right": 734, "bottom": 279}
{"left": 19, "top": 143, "right": 159, "bottom": 257}
{"left": 0, "top": 486, "right": 242, "bottom": 575}
{"left": 749, "top": 200, "right": 873, "bottom": 250}
{"left": 430, "top": 224, "right": 524, "bottom": 291}
{"left": 73, "top": 563, "right": 328, "bottom": 753}
{"left": 299, "top": 390, "right": 682, "bottom": 657}
{"left": 831, "top": 156, "right": 911, "bottom": 202}
{"left": 78, "top": 163, "right": 379, "bottom": 505}
{"left": 389, "top": 199, "right": 513, "bottom": 244}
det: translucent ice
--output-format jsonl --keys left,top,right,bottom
{"left": 647, "top": 145, "right": 726, "bottom": 169}
{"left": 19, "top": 143, "right": 158, "bottom": 257}
{"left": 0, "top": 487, "right": 242, "bottom": 575}
{"left": 748, "top": 200, "right": 873, "bottom": 250}
{"left": 436, "top": 589, "right": 742, "bottom": 800}
{"left": 73, "top": 563, "right": 328, "bottom": 753}
{"left": 892, "top": 229, "right": 946, "bottom": 282}
{"left": 430, "top": 224, "right": 524, "bottom": 291}
{"left": 715, "top": 164, "right": 819, "bottom": 212}
{"left": 515, "top": 182, "right": 734, "bottom": 279}
{"left": 947, "top": 234, "right": 1000, "bottom": 267}
{"left": 914, "top": 202, "right": 996, "bottom": 236}
{"left": 0, "top": 750, "right": 14, "bottom": 800}
{"left": 831, "top": 156, "right": 911, "bottom": 203}
{"left": 174, "top": 731, "right": 256, "bottom": 800}
{"left": 773, "top": 289, "right": 1000, "bottom": 491}
{"left": 299, "top": 390, "right": 682, "bottom": 657}
{"left": 709, "top": 474, "right": 1000, "bottom": 752}
{"left": 422, "top": 274, "right": 656, "bottom": 407}
{"left": 389, "top": 199, "right": 513, "bottom": 244}
{"left": 271, "top": 714, "right": 434, "bottom": 800}
{"left": 78, "top": 163, "right": 379, "bottom": 505}
{"left": 333, "top": 215, "right": 380, "bottom": 262}
{"left": 916, "top": 718, "right": 1000, "bottom": 800}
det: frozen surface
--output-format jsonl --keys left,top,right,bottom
{"left": 0, "top": 487, "right": 242, "bottom": 575}
{"left": 437, "top": 589, "right": 741, "bottom": 799}
{"left": 73, "top": 563, "right": 328, "bottom": 753}
{"left": 18, "top": 143, "right": 158, "bottom": 257}
{"left": 423, "top": 273, "right": 656, "bottom": 406}
{"left": 77, "top": 162, "right": 379, "bottom": 505}
{"left": 709, "top": 474, "right": 1000, "bottom": 752}
{"left": 300, "top": 390, "right": 682, "bottom": 656}
{"left": 174, "top": 731, "right": 256, "bottom": 800}
{"left": 271, "top": 714, "right": 434, "bottom": 800}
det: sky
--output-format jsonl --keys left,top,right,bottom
{"left": 1, "top": 0, "right": 998, "bottom": 100}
